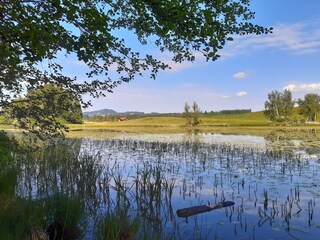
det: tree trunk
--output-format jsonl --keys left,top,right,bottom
{"left": 275, "top": 106, "right": 279, "bottom": 119}
{"left": 176, "top": 201, "right": 235, "bottom": 218}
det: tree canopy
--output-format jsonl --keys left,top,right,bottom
{"left": 0, "top": 0, "right": 272, "bottom": 136}
{"left": 5, "top": 84, "right": 83, "bottom": 137}
{"left": 298, "top": 94, "right": 320, "bottom": 122}
{"left": 264, "top": 90, "right": 294, "bottom": 122}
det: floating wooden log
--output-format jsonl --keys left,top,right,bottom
{"left": 176, "top": 201, "right": 235, "bottom": 218}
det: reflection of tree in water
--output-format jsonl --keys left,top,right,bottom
{"left": 298, "top": 129, "right": 320, "bottom": 157}
{"left": 16, "top": 139, "right": 88, "bottom": 199}
{"left": 0, "top": 132, "right": 17, "bottom": 200}
{"left": 0, "top": 137, "right": 103, "bottom": 239}
{"left": 265, "top": 129, "right": 320, "bottom": 157}
{"left": 183, "top": 128, "right": 202, "bottom": 141}
{"left": 265, "top": 131, "right": 297, "bottom": 156}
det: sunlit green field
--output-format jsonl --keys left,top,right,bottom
{"left": 70, "top": 111, "right": 270, "bottom": 130}
{"left": 1, "top": 110, "right": 320, "bottom": 138}
{"left": 64, "top": 111, "right": 320, "bottom": 138}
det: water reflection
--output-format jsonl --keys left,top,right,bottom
{"left": 266, "top": 129, "right": 320, "bottom": 159}
{"left": 2, "top": 132, "right": 320, "bottom": 239}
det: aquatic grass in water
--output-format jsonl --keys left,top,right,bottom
{"left": 78, "top": 137, "right": 320, "bottom": 239}
{"left": 96, "top": 208, "right": 140, "bottom": 240}
{"left": 0, "top": 194, "right": 83, "bottom": 240}
{"left": 1, "top": 133, "right": 320, "bottom": 239}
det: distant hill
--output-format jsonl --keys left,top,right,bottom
{"left": 83, "top": 108, "right": 117, "bottom": 116}
{"left": 83, "top": 108, "right": 146, "bottom": 116}
{"left": 83, "top": 108, "right": 256, "bottom": 117}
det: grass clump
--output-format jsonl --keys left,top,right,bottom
{"left": 0, "top": 194, "right": 83, "bottom": 240}
{"left": 0, "top": 198, "right": 47, "bottom": 240}
{"left": 97, "top": 210, "right": 140, "bottom": 240}
{"left": 45, "top": 194, "right": 83, "bottom": 240}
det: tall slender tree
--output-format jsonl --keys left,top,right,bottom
{"left": 182, "top": 101, "right": 201, "bottom": 127}
{"left": 182, "top": 102, "right": 192, "bottom": 126}
{"left": 192, "top": 101, "right": 201, "bottom": 126}
{"left": 281, "top": 89, "right": 295, "bottom": 118}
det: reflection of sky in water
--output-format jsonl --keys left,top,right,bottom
{"left": 95, "top": 133, "right": 267, "bottom": 149}
{"left": 15, "top": 133, "right": 320, "bottom": 239}
{"left": 79, "top": 135, "right": 320, "bottom": 239}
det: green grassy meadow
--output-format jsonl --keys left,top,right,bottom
{"left": 2, "top": 110, "right": 320, "bottom": 138}
{"left": 67, "top": 110, "right": 320, "bottom": 138}
{"left": 67, "top": 111, "right": 271, "bottom": 135}
{"left": 73, "top": 111, "right": 270, "bottom": 128}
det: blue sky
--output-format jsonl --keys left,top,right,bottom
{"left": 68, "top": 0, "right": 320, "bottom": 113}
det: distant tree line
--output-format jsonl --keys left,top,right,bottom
{"left": 83, "top": 115, "right": 120, "bottom": 122}
{"left": 204, "top": 109, "right": 252, "bottom": 115}
{"left": 264, "top": 90, "right": 320, "bottom": 123}
{"left": 83, "top": 113, "right": 181, "bottom": 122}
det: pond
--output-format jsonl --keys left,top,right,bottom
{"left": 1, "top": 131, "right": 320, "bottom": 239}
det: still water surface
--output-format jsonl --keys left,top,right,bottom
{"left": 6, "top": 132, "right": 320, "bottom": 239}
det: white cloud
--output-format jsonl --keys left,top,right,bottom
{"left": 67, "top": 18, "right": 320, "bottom": 73}
{"left": 158, "top": 51, "right": 207, "bottom": 72}
{"left": 84, "top": 81, "right": 265, "bottom": 113}
{"left": 236, "top": 91, "right": 247, "bottom": 97}
{"left": 69, "top": 60, "right": 86, "bottom": 66}
{"left": 221, "top": 95, "right": 230, "bottom": 99}
{"left": 284, "top": 83, "right": 320, "bottom": 92}
{"left": 233, "top": 72, "right": 247, "bottom": 79}
{"left": 166, "top": 61, "right": 196, "bottom": 72}
{"left": 220, "top": 18, "right": 320, "bottom": 58}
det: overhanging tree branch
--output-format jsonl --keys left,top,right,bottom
{"left": 1, "top": 0, "right": 272, "bottom": 137}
